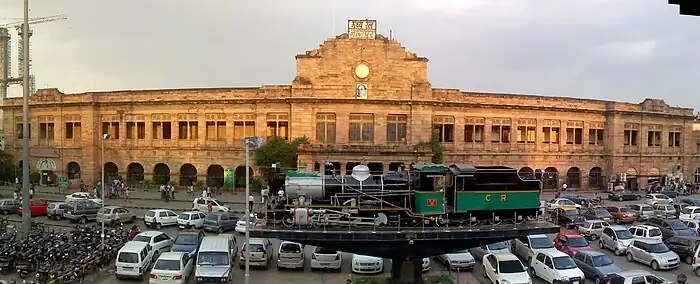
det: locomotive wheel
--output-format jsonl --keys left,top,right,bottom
{"left": 281, "top": 215, "right": 294, "bottom": 228}
{"left": 374, "top": 213, "right": 388, "bottom": 228}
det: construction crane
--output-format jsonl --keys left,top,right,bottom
{"left": 0, "top": 14, "right": 67, "bottom": 99}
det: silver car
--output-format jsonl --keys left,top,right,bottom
{"left": 577, "top": 220, "right": 610, "bottom": 240}
{"left": 628, "top": 204, "right": 654, "bottom": 221}
{"left": 469, "top": 241, "right": 510, "bottom": 260}
{"left": 653, "top": 204, "right": 676, "bottom": 217}
{"left": 47, "top": 202, "right": 67, "bottom": 220}
{"left": 626, "top": 239, "right": 679, "bottom": 270}
{"left": 96, "top": 206, "right": 137, "bottom": 226}
{"left": 435, "top": 250, "right": 475, "bottom": 271}
{"left": 598, "top": 225, "right": 634, "bottom": 256}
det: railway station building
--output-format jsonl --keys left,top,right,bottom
{"left": 2, "top": 21, "right": 700, "bottom": 191}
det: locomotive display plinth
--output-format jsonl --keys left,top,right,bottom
{"left": 249, "top": 220, "right": 560, "bottom": 284}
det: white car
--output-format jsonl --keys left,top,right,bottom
{"left": 145, "top": 209, "right": 179, "bottom": 229}
{"left": 435, "top": 250, "right": 475, "bottom": 270}
{"left": 351, "top": 254, "right": 383, "bottom": 274}
{"left": 679, "top": 206, "right": 700, "bottom": 221}
{"left": 548, "top": 198, "right": 581, "bottom": 210}
{"left": 192, "top": 197, "right": 229, "bottom": 212}
{"left": 628, "top": 225, "right": 663, "bottom": 241}
{"left": 483, "top": 253, "right": 532, "bottom": 284}
{"left": 176, "top": 211, "right": 206, "bottom": 229}
{"left": 133, "top": 231, "right": 174, "bottom": 258}
{"left": 65, "top": 192, "right": 102, "bottom": 204}
{"left": 149, "top": 252, "right": 193, "bottom": 284}
{"left": 529, "top": 250, "right": 585, "bottom": 284}
{"left": 310, "top": 247, "right": 342, "bottom": 271}
{"left": 235, "top": 215, "right": 265, "bottom": 234}
{"left": 645, "top": 194, "right": 672, "bottom": 206}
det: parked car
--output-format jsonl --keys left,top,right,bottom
{"left": 664, "top": 235, "right": 700, "bottom": 264}
{"left": 511, "top": 234, "right": 556, "bottom": 263}
{"left": 605, "top": 206, "right": 636, "bottom": 224}
{"left": 144, "top": 209, "right": 179, "bottom": 230}
{"left": 652, "top": 204, "right": 676, "bottom": 218}
{"left": 276, "top": 241, "right": 305, "bottom": 270}
{"left": 660, "top": 190, "right": 680, "bottom": 198}
{"left": 176, "top": 211, "right": 207, "bottom": 229}
{"left": 351, "top": 254, "right": 383, "bottom": 274}
{"left": 192, "top": 197, "right": 230, "bottom": 212}
{"left": 551, "top": 208, "right": 585, "bottom": 229}
{"left": 435, "top": 250, "right": 475, "bottom": 271}
{"left": 170, "top": 230, "right": 205, "bottom": 256}
{"left": 310, "top": 247, "right": 342, "bottom": 271}
{"left": 65, "top": 192, "right": 102, "bottom": 204}
{"left": 598, "top": 225, "right": 635, "bottom": 256}
{"left": 149, "top": 252, "right": 193, "bottom": 284}
{"left": 572, "top": 250, "right": 621, "bottom": 284}
{"left": 679, "top": 206, "right": 700, "bottom": 221}
{"left": 63, "top": 200, "right": 101, "bottom": 223}
{"left": 560, "top": 193, "right": 590, "bottom": 206}
{"left": 132, "top": 231, "right": 174, "bottom": 258}
{"left": 647, "top": 217, "right": 696, "bottom": 239}
{"left": 625, "top": 239, "right": 679, "bottom": 271}
{"left": 608, "top": 190, "right": 642, "bottom": 202}
{"left": 548, "top": 198, "right": 581, "bottom": 211}
{"left": 607, "top": 270, "right": 674, "bottom": 284}
{"left": 582, "top": 208, "right": 613, "bottom": 223}
{"left": 627, "top": 204, "right": 654, "bottom": 221}
{"left": 679, "top": 197, "right": 700, "bottom": 206}
{"left": 646, "top": 194, "right": 673, "bottom": 206}
{"left": 528, "top": 250, "right": 584, "bottom": 284}
{"left": 96, "top": 205, "right": 137, "bottom": 226}
{"left": 203, "top": 212, "right": 239, "bottom": 233}
{"left": 0, "top": 199, "right": 20, "bottom": 215}
{"left": 673, "top": 203, "right": 689, "bottom": 218}
{"left": 16, "top": 198, "right": 48, "bottom": 216}
{"left": 482, "top": 253, "right": 530, "bottom": 284}
{"left": 680, "top": 219, "right": 700, "bottom": 236}
{"left": 469, "top": 241, "right": 509, "bottom": 260}
{"left": 628, "top": 225, "right": 663, "bottom": 241}
{"left": 235, "top": 214, "right": 265, "bottom": 234}
{"left": 46, "top": 202, "right": 67, "bottom": 220}
{"left": 553, "top": 232, "right": 591, "bottom": 257}
{"left": 577, "top": 220, "right": 610, "bottom": 240}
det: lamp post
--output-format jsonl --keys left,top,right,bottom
{"left": 19, "top": 0, "right": 31, "bottom": 239}
{"left": 101, "top": 133, "right": 111, "bottom": 250}
{"left": 243, "top": 137, "right": 262, "bottom": 284}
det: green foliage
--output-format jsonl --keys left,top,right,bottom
{"left": 0, "top": 150, "right": 19, "bottom": 182}
{"left": 169, "top": 180, "right": 178, "bottom": 187}
{"left": 414, "top": 129, "right": 444, "bottom": 164}
{"left": 254, "top": 136, "right": 309, "bottom": 187}
{"left": 29, "top": 172, "right": 40, "bottom": 184}
{"left": 251, "top": 178, "right": 264, "bottom": 193}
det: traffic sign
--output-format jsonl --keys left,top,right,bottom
{"left": 59, "top": 176, "right": 69, "bottom": 186}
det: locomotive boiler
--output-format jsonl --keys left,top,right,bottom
{"left": 265, "top": 163, "right": 543, "bottom": 229}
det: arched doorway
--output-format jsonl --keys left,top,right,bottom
{"left": 104, "top": 162, "right": 119, "bottom": 183}
{"left": 313, "top": 162, "right": 321, "bottom": 173}
{"left": 566, "top": 167, "right": 581, "bottom": 188}
{"left": 207, "top": 165, "right": 224, "bottom": 187}
{"left": 66, "top": 162, "right": 81, "bottom": 179}
{"left": 588, "top": 167, "right": 603, "bottom": 190}
{"left": 543, "top": 167, "right": 559, "bottom": 191}
{"left": 518, "top": 167, "right": 534, "bottom": 180}
{"left": 126, "top": 163, "right": 144, "bottom": 184}
{"left": 179, "top": 164, "right": 197, "bottom": 186}
{"left": 625, "top": 168, "right": 638, "bottom": 189}
{"left": 153, "top": 163, "right": 171, "bottom": 185}
{"left": 234, "top": 166, "right": 253, "bottom": 188}
{"left": 345, "top": 162, "right": 361, "bottom": 175}
{"left": 367, "top": 162, "right": 383, "bottom": 175}
{"left": 324, "top": 162, "right": 341, "bottom": 175}
{"left": 695, "top": 167, "right": 700, "bottom": 184}
{"left": 388, "top": 162, "right": 404, "bottom": 172}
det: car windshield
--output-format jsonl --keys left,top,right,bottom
{"left": 314, "top": 247, "right": 338, "bottom": 254}
{"left": 98, "top": 208, "right": 110, "bottom": 214}
{"left": 174, "top": 235, "right": 198, "bottom": 245}
{"left": 681, "top": 208, "right": 695, "bottom": 214}
{"left": 153, "top": 259, "right": 181, "bottom": 271}
{"left": 145, "top": 211, "right": 155, "bottom": 217}
{"left": 563, "top": 210, "right": 578, "bottom": 217}
{"left": 566, "top": 236, "right": 588, "bottom": 247}
{"left": 117, "top": 252, "right": 139, "bottom": 263}
{"left": 669, "top": 221, "right": 689, "bottom": 230}
{"left": 642, "top": 206, "right": 653, "bottom": 211}
{"left": 596, "top": 210, "right": 612, "bottom": 217}
{"left": 132, "top": 235, "right": 151, "bottom": 243}
{"left": 592, "top": 255, "right": 614, "bottom": 267}
{"left": 487, "top": 242, "right": 508, "bottom": 250}
{"left": 197, "top": 252, "right": 229, "bottom": 266}
{"left": 178, "top": 214, "right": 190, "bottom": 220}
{"left": 552, "top": 256, "right": 577, "bottom": 270}
{"left": 530, "top": 237, "right": 554, "bottom": 249}
{"left": 649, "top": 243, "right": 670, "bottom": 253}
{"left": 280, "top": 243, "right": 302, "bottom": 253}
{"left": 619, "top": 207, "right": 633, "bottom": 213}
{"left": 615, "top": 229, "right": 634, "bottom": 240}
{"left": 498, "top": 260, "right": 525, "bottom": 273}
{"left": 243, "top": 244, "right": 265, "bottom": 252}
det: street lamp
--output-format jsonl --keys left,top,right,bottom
{"left": 101, "top": 133, "right": 111, "bottom": 250}
{"left": 243, "top": 136, "right": 262, "bottom": 284}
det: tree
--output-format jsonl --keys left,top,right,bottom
{"left": 0, "top": 150, "right": 19, "bottom": 182}
{"left": 414, "top": 129, "right": 444, "bottom": 164}
{"left": 254, "top": 136, "right": 309, "bottom": 188}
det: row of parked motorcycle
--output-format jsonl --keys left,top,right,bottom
{"left": 0, "top": 216, "right": 130, "bottom": 284}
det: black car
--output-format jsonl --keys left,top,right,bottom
{"left": 679, "top": 197, "right": 700, "bottom": 206}
{"left": 660, "top": 190, "right": 680, "bottom": 198}
{"left": 560, "top": 193, "right": 590, "bottom": 206}
{"left": 551, "top": 208, "right": 585, "bottom": 229}
{"left": 607, "top": 190, "right": 642, "bottom": 201}
{"left": 582, "top": 208, "right": 613, "bottom": 222}
{"left": 664, "top": 235, "right": 700, "bottom": 264}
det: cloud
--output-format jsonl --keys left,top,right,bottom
{"left": 0, "top": 0, "right": 697, "bottom": 111}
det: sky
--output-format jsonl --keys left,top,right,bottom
{"left": 0, "top": 0, "right": 699, "bottom": 112}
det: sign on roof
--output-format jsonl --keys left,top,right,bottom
{"left": 348, "top": 19, "right": 376, "bottom": 40}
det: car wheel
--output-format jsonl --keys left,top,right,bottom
{"left": 695, "top": 267, "right": 700, "bottom": 277}
{"left": 636, "top": 195, "right": 641, "bottom": 200}
{"left": 626, "top": 253, "right": 633, "bottom": 262}
{"left": 614, "top": 249, "right": 622, "bottom": 256}
{"left": 594, "top": 276, "right": 602, "bottom": 284}
{"left": 1, "top": 210, "right": 7, "bottom": 215}
{"left": 528, "top": 267, "right": 536, "bottom": 279}
{"left": 79, "top": 216, "right": 87, "bottom": 224}
{"left": 217, "top": 227, "right": 224, "bottom": 234}
{"left": 598, "top": 241, "right": 605, "bottom": 249}
{"left": 482, "top": 266, "right": 486, "bottom": 277}
{"left": 618, "top": 197, "right": 624, "bottom": 202}
{"left": 651, "top": 260, "right": 659, "bottom": 270}
{"left": 131, "top": 216, "right": 137, "bottom": 222}
{"left": 686, "top": 255, "right": 693, "bottom": 264}
{"left": 156, "top": 223, "right": 163, "bottom": 230}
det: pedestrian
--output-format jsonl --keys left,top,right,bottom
{"left": 202, "top": 188, "right": 208, "bottom": 198}
{"left": 248, "top": 194, "right": 254, "bottom": 212}
{"left": 207, "top": 187, "right": 212, "bottom": 198}
{"left": 207, "top": 201, "right": 213, "bottom": 214}
{"left": 188, "top": 185, "right": 194, "bottom": 198}
{"left": 170, "top": 186, "right": 176, "bottom": 200}
{"left": 29, "top": 187, "right": 34, "bottom": 199}
{"left": 124, "top": 188, "right": 131, "bottom": 203}
{"left": 13, "top": 190, "right": 18, "bottom": 200}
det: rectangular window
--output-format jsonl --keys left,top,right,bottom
{"left": 178, "top": 121, "right": 198, "bottom": 140}
{"left": 542, "top": 127, "right": 560, "bottom": 144}
{"left": 316, "top": 113, "right": 337, "bottom": 143}
{"left": 566, "top": 127, "right": 582, "bottom": 145}
{"left": 233, "top": 117, "right": 255, "bottom": 141}
{"left": 101, "top": 122, "right": 120, "bottom": 139}
{"left": 64, "top": 115, "right": 81, "bottom": 140}
{"left": 465, "top": 118, "right": 485, "bottom": 143}
{"left": 39, "top": 123, "right": 54, "bottom": 140}
{"left": 490, "top": 119, "right": 511, "bottom": 143}
{"left": 588, "top": 129, "right": 604, "bottom": 145}
{"left": 517, "top": 126, "right": 536, "bottom": 144}
{"left": 432, "top": 116, "right": 454, "bottom": 143}
{"left": 668, "top": 131, "right": 681, "bottom": 147}
{"left": 152, "top": 122, "right": 172, "bottom": 140}
{"left": 266, "top": 114, "right": 289, "bottom": 140}
{"left": 624, "top": 129, "right": 638, "bottom": 146}
{"left": 386, "top": 114, "right": 407, "bottom": 143}
{"left": 647, "top": 130, "right": 662, "bottom": 147}
{"left": 349, "top": 113, "right": 374, "bottom": 143}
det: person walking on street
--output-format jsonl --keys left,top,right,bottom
{"left": 188, "top": 185, "right": 194, "bottom": 198}
{"left": 29, "top": 187, "right": 34, "bottom": 199}
{"left": 207, "top": 201, "right": 213, "bottom": 214}
{"left": 124, "top": 188, "right": 131, "bottom": 203}
{"left": 13, "top": 190, "right": 18, "bottom": 200}
{"left": 206, "top": 187, "right": 212, "bottom": 198}
{"left": 248, "top": 194, "right": 255, "bottom": 213}
{"left": 202, "top": 188, "right": 208, "bottom": 198}
{"left": 170, "top": 186, "right": 176, "bottom": 200}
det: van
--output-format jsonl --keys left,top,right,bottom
{"left": 115, "top": 241, "right": 154, "bottom": 280}
{"left": 195, "top": 236, "right": 234, "bottom": 283}
{"left": 276, "top": 241, "right": 304, "bottom": 270}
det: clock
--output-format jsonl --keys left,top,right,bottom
{"left": 354, "top": 64, "right": 370, "bottom": 79}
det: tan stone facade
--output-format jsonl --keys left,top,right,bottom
{"left": 1, "top": 33, "right": 699, "bottom": 190}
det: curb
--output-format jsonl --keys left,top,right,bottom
{"left": 0, "top": 188, "right": 247, "bottom": 204}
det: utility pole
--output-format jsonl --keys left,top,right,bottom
{"left": 20, "top": 0, "right": 31, "bottom": 238}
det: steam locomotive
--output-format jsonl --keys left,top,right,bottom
{"left": 265, "top": 163, "right": 543, "bottom": 229}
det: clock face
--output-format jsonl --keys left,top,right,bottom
{"left": 355, "top": 64, "right": 370, "bottom": 79}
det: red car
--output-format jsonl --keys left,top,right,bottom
{"left": 16, "top": 198, "right": 49, "bottom": 216}
{"left": 553, "top": 232, "right": 591, "bottom": 256}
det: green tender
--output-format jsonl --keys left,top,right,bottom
{"left": 455, "top": 191, "right": 540, "bottom": 212}
{"left": 413, "top": 192, "right": 444, "bottom": 214}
